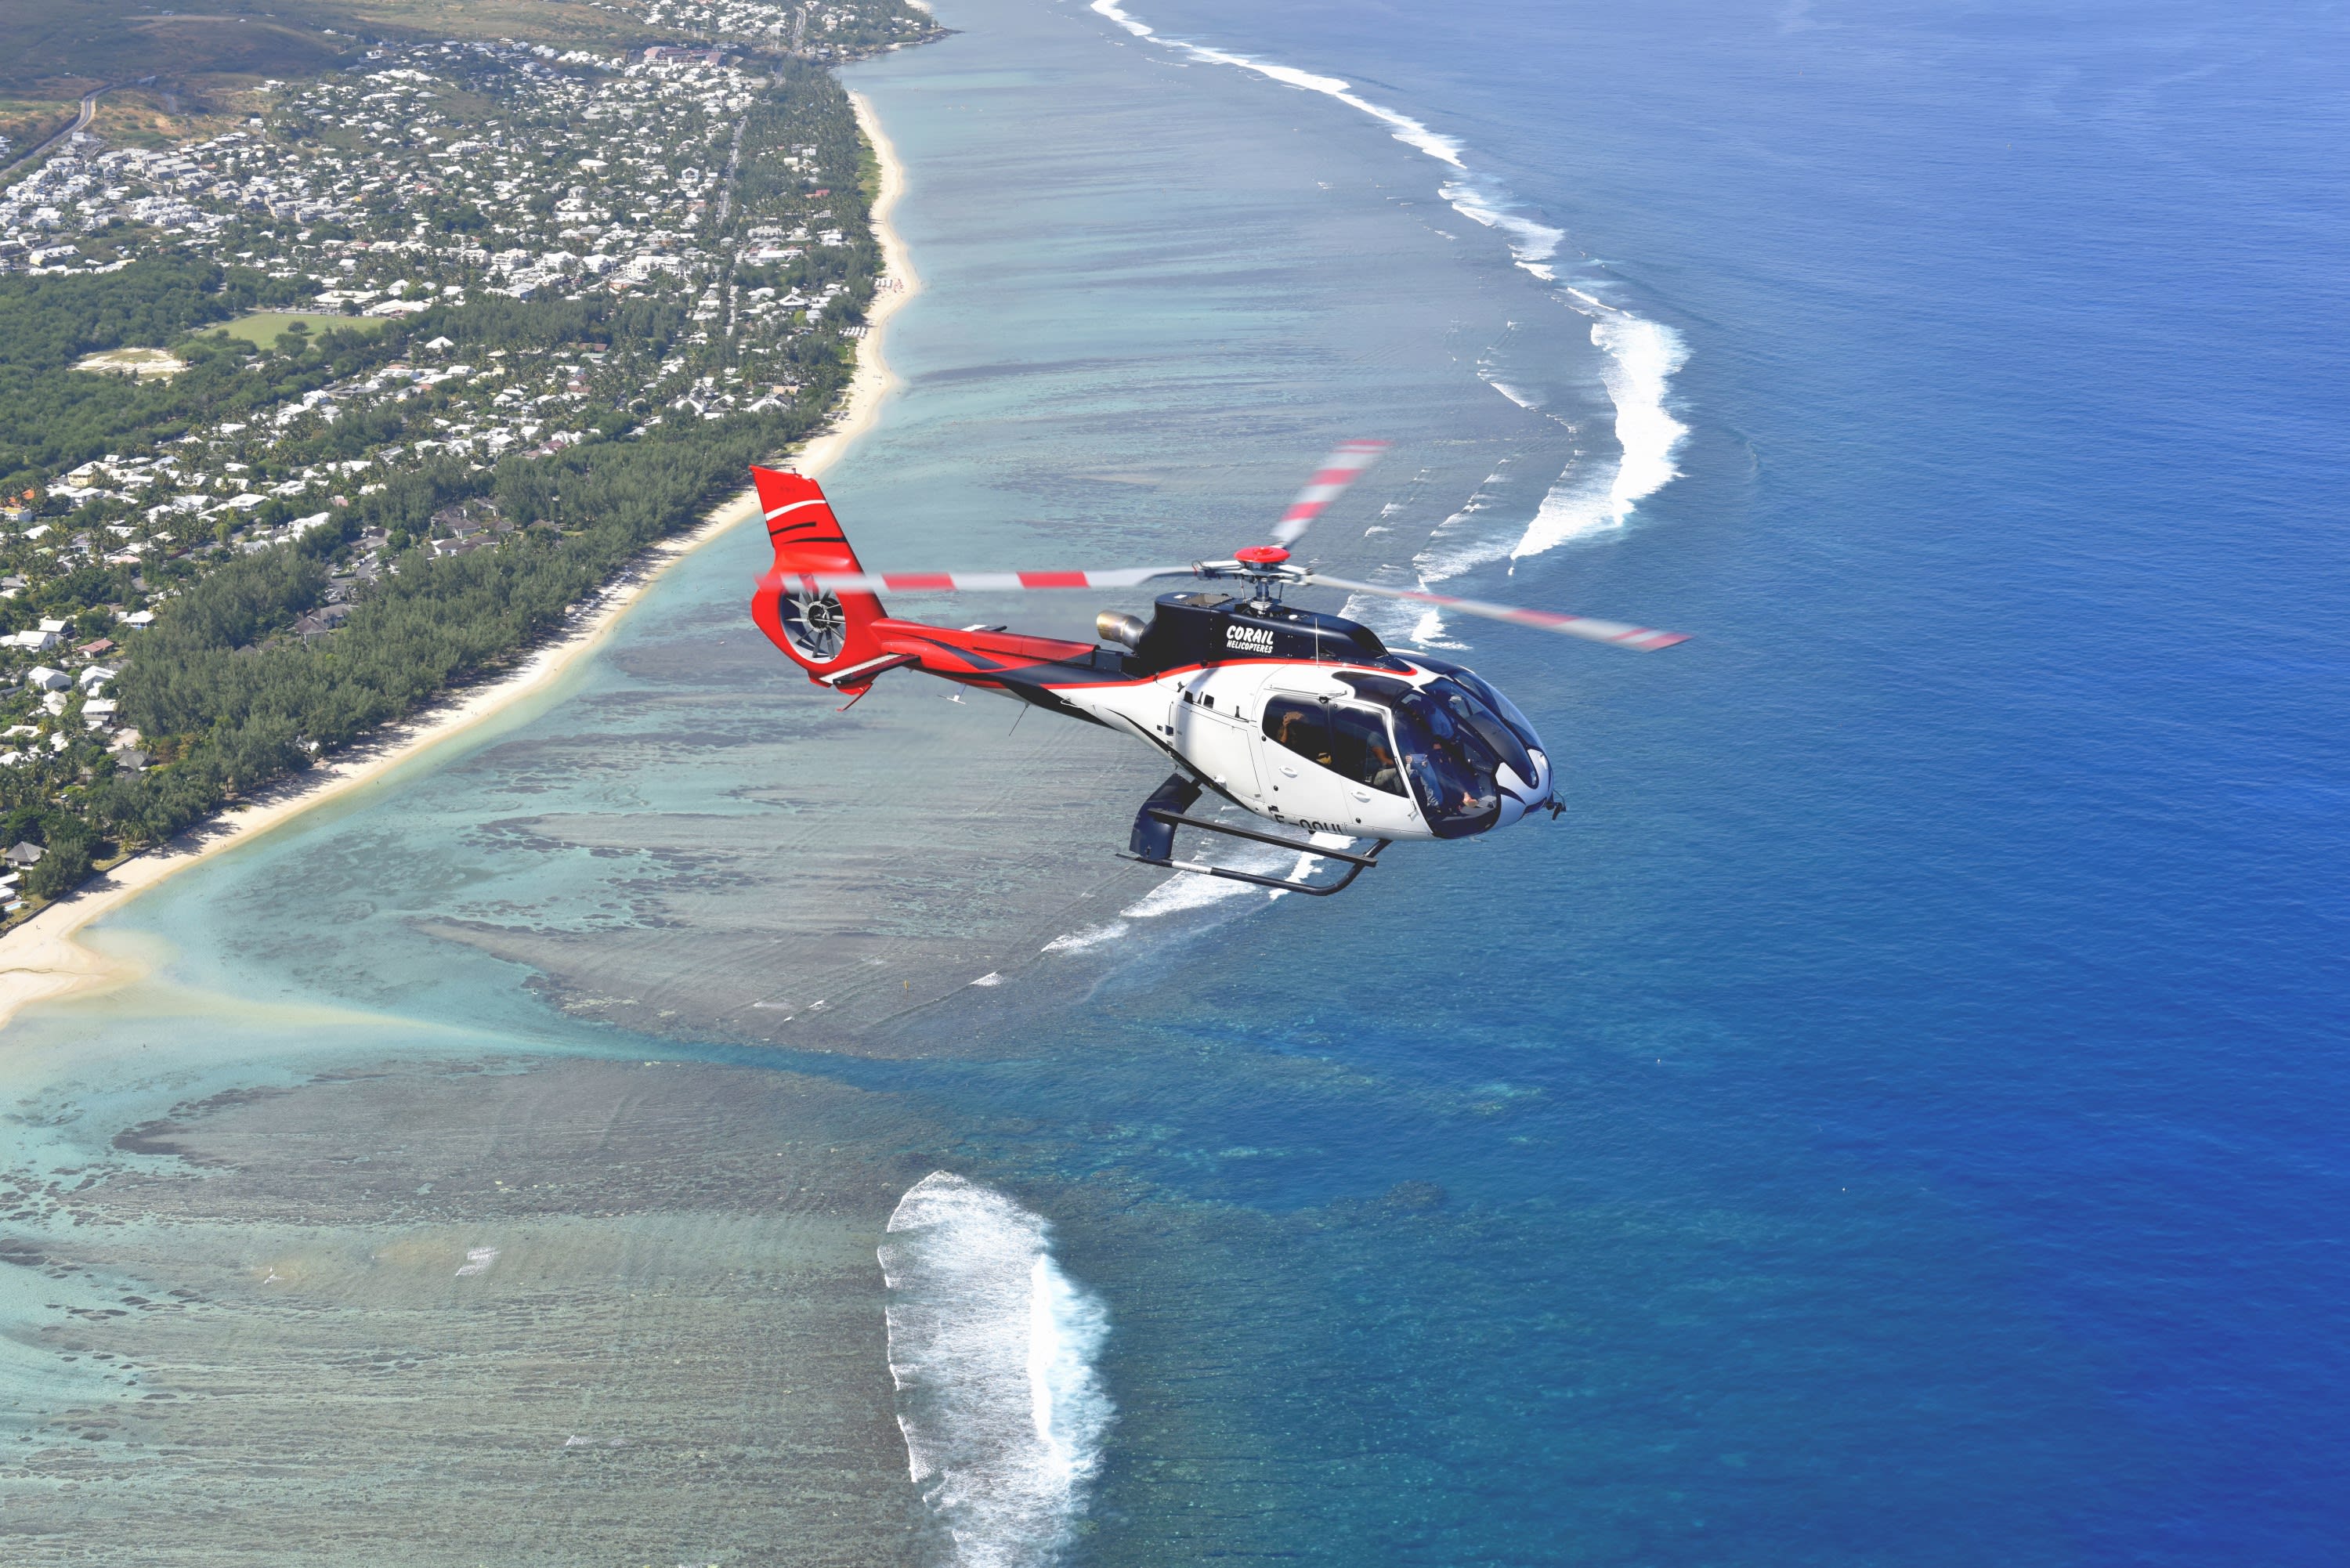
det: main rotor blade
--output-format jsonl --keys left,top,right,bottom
{"left": 1307, "top": 573, "right": 1688, "bottom": 651}
{"left": 1271, "top": 439, "right": 1389, "bottom": 547}
{"left": 786, "top": 565, "right": 1198, "bottom": 594}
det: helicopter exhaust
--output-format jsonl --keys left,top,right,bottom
{"left": 1095, "top": 609, "right": 1148, "bottom": 649}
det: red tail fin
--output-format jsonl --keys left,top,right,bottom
{"left": 749, "top": 466, "right": 891, "bottom": 687}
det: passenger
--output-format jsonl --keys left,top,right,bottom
{"left": 1273, "top": 708, "right": 1334, "bottom": 768}
{"left": 1367, "top": 741, "right": 1402, "bottom": 794}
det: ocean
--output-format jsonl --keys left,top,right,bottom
{"left": 2, "top": 0, "right": 2345, "bottom": 1562}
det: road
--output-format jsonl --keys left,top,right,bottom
{"left": 2, "top": 86, "right": 112, "bottom": 179}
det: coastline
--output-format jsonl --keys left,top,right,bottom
{"left": 0, "top": 89, "right": 917, "bottom": 1032}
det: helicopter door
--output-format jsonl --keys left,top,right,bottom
{"left": 1257, "top": 692, "right": 1354, "bottom": 825}
{"left": 1260, "top": 693, "right": 1407, "bottom": 831}
{"left": 1171, "top": 687, "right": 1263, "bottom": 800}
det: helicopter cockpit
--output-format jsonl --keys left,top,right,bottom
{"left": 1256, "top": 662, "right": 1553, "bottom": 838}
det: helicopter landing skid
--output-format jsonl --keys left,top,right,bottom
{"left": 1121, "top": 774, "right": 1390, "bottom": 897}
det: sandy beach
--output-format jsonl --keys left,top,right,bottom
{"left": 0, "top": 91, "right": 918, "bottom": 1033}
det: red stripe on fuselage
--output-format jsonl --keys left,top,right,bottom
{"left": 873, "top": 618, "right": 1100, "bottom": 667}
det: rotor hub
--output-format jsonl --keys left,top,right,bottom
{"left": 1235, "top": 544, "right": 1291, "bottom": 565}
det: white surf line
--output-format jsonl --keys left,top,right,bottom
{"left": 1042, "top": 828, "right": 1368, "bottom": 952}
{"left": 1092, "top": 0, "right": 1465, "bottom": 167}
{"left": 880, "top": 1172, "right": 1113, "bottom": 1568}
{"left": 1091, "top": 0, "right": 1691, "bottom": 634}
{"left": 1514, "top": 296, "right": 1690, "bottom": 560}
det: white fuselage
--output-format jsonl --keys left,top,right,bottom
{"left": 1047, "top": 656, "right": 1553, "bottom": 843}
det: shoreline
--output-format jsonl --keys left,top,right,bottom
{"left": 0, "top": 89, "right": 918, "bottom": 1033}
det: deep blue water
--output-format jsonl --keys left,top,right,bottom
{"left": 866, "top": 0, "right": 2350, "bottom": 1560}
{"left": 7, "top": 1, "right": 2344, "bottom": 1561}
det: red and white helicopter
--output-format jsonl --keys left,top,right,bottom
{"left": 750, "top": 443, "right": 1683, "bottom": 895}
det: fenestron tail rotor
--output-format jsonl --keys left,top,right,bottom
{"left": 779, "top": 589, "right": 849, "bottom": 662}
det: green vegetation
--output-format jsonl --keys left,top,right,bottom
{"left": 100, "top": 381, "right": 842, "bottom": 844}
{"left": 0, "top": 3, "right": 943, "bottom": 920}
{"left": 0, "top": 98, "right": 76, "bottom": 163}
{"left": 207, "top": 310, "right": 389, "bottom": 348}
{"left": 0, "top": 258, "right": 310, "bottom": 487}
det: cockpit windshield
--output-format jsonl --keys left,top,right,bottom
{"left": 1448, "top": 669, "right": 1541, "bottom": 753}
{"left": 1332, "top": 672, "right": 1528, "bottom": 836}
{"left": 1396, "top": 655, "right": 1545, "bottom": 757}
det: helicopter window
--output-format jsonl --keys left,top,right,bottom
{"left": 1334, "top": 670, "right": 1533, "bottom": 799}
{"left": 1336, "top": 671, "right": 1413, "bottom": 705}
{"left": 1399, "top": 656, "right": 1544, "bottom": 756}
{"left": 1328, "top": 704, "right": 1408, "bottom": 795}
{"left": 1263, "top": 697, "right": 1335, "bottom": 769}
{"left": 1418, "top": 677, "right": 1537, "bottom": 786}
{"left": 1448, "top": 669, "right": 1542, "bottom": 753}
{"left": 1381, "top": 686, "right": 1505, "bottom": 836}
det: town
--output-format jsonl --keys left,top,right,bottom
{"left": 0, "top": 0, "right": 936, "bottom": 916}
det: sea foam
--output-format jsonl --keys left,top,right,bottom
{"left": 1090, "top": 1, "right": 1694, "bottom": 596}
{"left": 1513, "top": 308, "right": 1690, "bottom": 558}
{"left": 1442, "top": 176, "right": 1567, "bottom": 282}
{"left": 880, "top": 1172, "right": 1113, "bottom": 1568}
{"left": 1091, "top": 0, "right": 1467, "bottom": 167}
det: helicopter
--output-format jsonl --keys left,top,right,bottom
{"left": 748, "top": 443, "right": 1683, "bottom": 895}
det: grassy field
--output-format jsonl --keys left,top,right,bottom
{"left": 205, "top": 310, "right": 391, "bottom": 348}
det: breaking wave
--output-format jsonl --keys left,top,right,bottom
{"left": 1515, "top": 305, "right": 1690, "bottom": 558}
{"left": 1442, "top": 175, "right": 1567, "bottom": 283}
{"left": 1091, "top": 0, "right": 1465, "bottom": 166}
{"left": 1089, "top": 0, "right": 1692, "bottom": 596}
{"left": 881, "top": 1172, "right": 1114, "bottom": 1568}
{"left": 1119, "top": 829, "right": 1358, "bottom": 917}
{"left": 1039, "top": 829, "right": 1367, "bottom": 950}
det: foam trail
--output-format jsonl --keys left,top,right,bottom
{"left": 1119, "top": 824, "right": 1367, "bottom": 916}
{"left": 1043, "top": 832, "right": 1358, "bottom": 943}
{"left": 1442, "top": 177, "right": 1565, "bottom": 282}
{"left": 1091, "top": 0, "right": 1466, "bottom": 166}
{"left": 1337, "top": 467, "right": 1513, "bottom": 645}
{"left": 1485, "top": 378, "right": 1543, "bottom": 412}
{"left": 1041, "top": 921, "right": 1128, "bottom": 953}
{"left": 1514, "top": 309, "right": 1689, "bottom": 558}
{"left": 880, "top": 1173, "right": 1113, "bottom": 1568}
{"left": 1092, "top": 2, "right": 1692, "bottom": 571}
{"left": 1412, "top": 466, "right": 1517, "bottom": 580}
